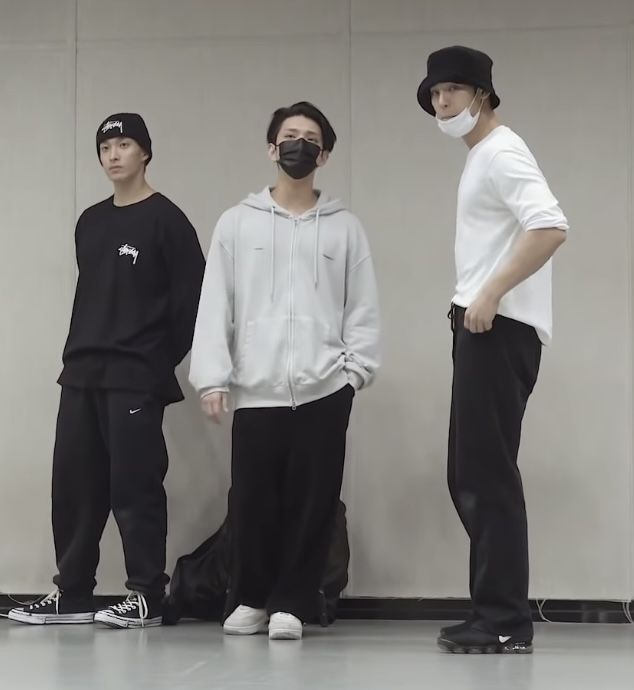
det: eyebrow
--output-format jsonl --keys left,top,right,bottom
{"left": 431, "top": 83, "right": 462, "bottom": 92}
{"left": 282, "top": 127, "right": 321, "bottom": 137}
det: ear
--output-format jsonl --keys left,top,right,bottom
{"left": 267, "top": 142, "right": 278, "bottom": 162}
{"left": 316, "top": 150, "right": 330, "bottom": 168}
{"left": 479, "top": 91, "right": 493, "bottom": 113}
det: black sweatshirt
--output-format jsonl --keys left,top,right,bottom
{"left": 58, "top": 193, "right": 205, "bottom": 404}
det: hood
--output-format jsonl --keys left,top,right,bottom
{"left": 241, "top": 186, "right": 345, "bottom": 217}
{"left": 239, "top": 187, "right": 346, "bottom": 300}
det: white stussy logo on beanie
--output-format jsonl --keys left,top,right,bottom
{"left": 102, "top": 120, "right": 123, "bottom": 134}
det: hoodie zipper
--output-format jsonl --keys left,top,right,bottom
{"left": 287, "top": 218, "right": 298, "bottom": 410}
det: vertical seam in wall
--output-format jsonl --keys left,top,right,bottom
{"left": 74, "top": 0, "right": 78, "bottom": 276}
{"left": 348, "top": 0, "right": 353, "bottom": 210}
{"left": 71, "top": 0, "right": 79, "bottom": 281}
{"left": 344, "top": 0, "right": 355, "bottom": 596}
{"left": 626, "top": 24, "right": 634, "bottom": 602}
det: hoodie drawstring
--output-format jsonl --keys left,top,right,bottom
{"left": 269, "top": 204, "right": 321, "bottom": 300}
{"left": 269, "top": 206, "right": 276, "bottom": 301}
{"left": 313, "top": 207, "right": 321, "bottom": 288}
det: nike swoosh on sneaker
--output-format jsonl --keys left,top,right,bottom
{"left": 499, "top": 635, "right": 512, "bottom": 643}
{"left": 129, "top": 408, "right": 142, "bottom": 415}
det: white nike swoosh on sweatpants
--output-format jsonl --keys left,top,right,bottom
{"left": 129, "top": 409, "right": 142, "bottom": 415}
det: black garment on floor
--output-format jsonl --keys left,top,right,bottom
{"left": 448, "top": 305, "right": 541, "bottom": 638}
{"left": 52, "top": 386, "right": 169, "bottom": 598}
{"left": 163, "top": 499, "right": 350, "bottom": 626}
{"left": 58, "top": 192, "right": 205, "bottom": 405}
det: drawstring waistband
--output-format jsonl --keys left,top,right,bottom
{"left": 447, "top": 303, "right": 456, "bottom": 333}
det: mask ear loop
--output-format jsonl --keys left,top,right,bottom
{"left": 472, "top": 88, "right": 487, "bottom": 117}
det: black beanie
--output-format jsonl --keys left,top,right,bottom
{"left": 96, "top": 113, "right": 153, "bottom": 164}
{"left": 417, "top": 46, "right": 500, "bottom": 116}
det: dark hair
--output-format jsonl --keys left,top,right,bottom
{"left": 266, "top": 101, "right": 337, "bottom": 152}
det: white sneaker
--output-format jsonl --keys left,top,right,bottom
{"left": 223, "top": 605, "right": 268, "bottom": 635}
{"left": 268, "top": 612, "right": 303, "bottom": 640}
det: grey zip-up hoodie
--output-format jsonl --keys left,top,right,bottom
{"left": 189, "top": 187, "right": 381, "bottom": 409}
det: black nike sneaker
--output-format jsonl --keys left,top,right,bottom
{"left": 437, "top": 624, "right": 533, "bottom": 654}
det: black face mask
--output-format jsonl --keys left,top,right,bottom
{"left": 277, "top": 138, "right": 321, "bottom": 179}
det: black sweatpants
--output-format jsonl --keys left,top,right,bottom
{"left": 448, "top": 306, "right": 541, "bottom": 637}
{"left": 52, "top": 386, "right": 169, "bottom": 598}
{"left": 229, "top": 385, "right": 354, "bottom": 622}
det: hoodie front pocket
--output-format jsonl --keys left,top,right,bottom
{"left": 292, "top": 317, "right": 342, "bottom": 386}
{"left": 234, "top": 318, "right": 287, "bottom": 390}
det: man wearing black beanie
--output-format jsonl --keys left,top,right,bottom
{"left": 417, "top": 47, "right": 569, "bottom": 654}
{"left": 8, "top": 113, "right": 205, "bottom": 629}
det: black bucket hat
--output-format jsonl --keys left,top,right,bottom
{"left": 417, "top": 46, "right": 500, "bottom": 116}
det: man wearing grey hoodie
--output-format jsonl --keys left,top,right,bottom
{"left": 189, "top": 101, "right": 380, "bottom": 640}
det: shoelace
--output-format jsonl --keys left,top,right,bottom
{"left": 30, "top": 589, "right": 60, "bottom": 613}
{"left": 273, "top": 613, "right": 301, "bottom": 624}
{"left": 109, "top": 592, "right": 149, "bottom": 625}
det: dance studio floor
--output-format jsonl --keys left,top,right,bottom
{"left": 1, "top": 618, "right": 633, "bottom": 689}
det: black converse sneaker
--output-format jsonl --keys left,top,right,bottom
{"left": 437, "top": 624, "right": 533, "bottom": 654}
{"left": 94, "top": 592, "right": 163, "bottom": 629}
{"left": 7, "top": 590, "right": 95, "bottom": 625}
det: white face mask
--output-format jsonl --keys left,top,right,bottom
{"left": 436, "top": 93, "right": 483, "bottom": 138}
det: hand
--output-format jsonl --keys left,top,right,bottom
{"left": 464, "top": 292, "right": 500, "bottom": 333}
{"left": 201, "top": 391, "right": 229, "bottom": 424}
